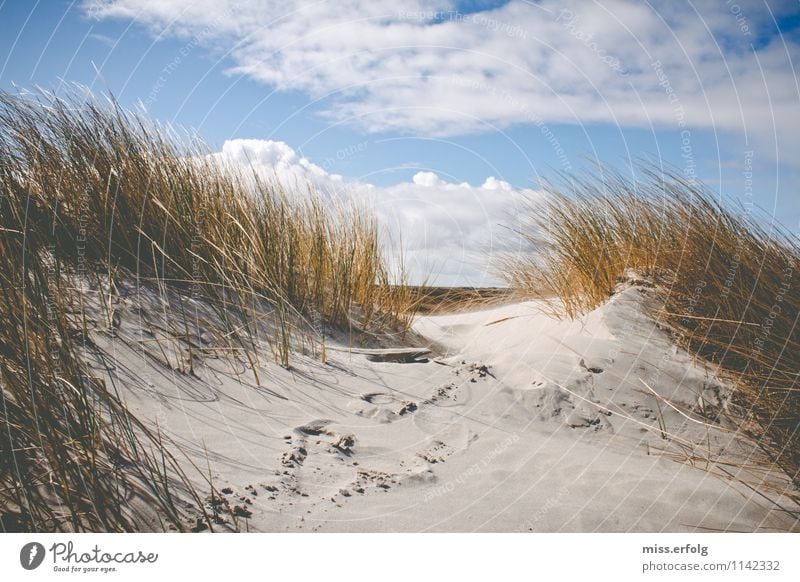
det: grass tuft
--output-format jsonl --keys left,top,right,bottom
{"left": 0, "top": 88, "right": 415, "bottom": 531}
{"left": 504, "top": 167, "right": 799, "bottom": 491}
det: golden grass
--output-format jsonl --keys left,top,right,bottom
{"left": 504, "top": 168, "right": 799, "bottom": 492}
{"left": 0, "top": 88, "right": 415, "bottom": 531}
{"left": 409, "top": 286, "right": 517, "bottom": 314}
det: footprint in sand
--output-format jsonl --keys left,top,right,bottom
{"left": 273, "top": 420, "right": 363, "bottom": 508}
{"left": 294, "top": 420, "right": 356, "bottom": 454}
{"left": 422, "top": 361, "right": 489, "bottom": 406}
{"left": 417, "top": 439, "right": 453, "bottom": 464}
{"left": 526, "top": 376, "right": 609, "bottom": 430}
{"left": 351, "top": 392, "right": 419, "bottom": 422}
{"left": 423, "top": 382, "right": 458, "bottom": 405}
{"left": 412, "top": 408, "right": 476, "bottom": 466}
{"left": 280, "top": 420, "right": 357, "bottom": 469}
{"left": 361, "top": 393, "right": 395, "bottom": 405}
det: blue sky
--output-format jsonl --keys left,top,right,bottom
{"left": 1, "top": 0, "right": 799, "bottom": 284}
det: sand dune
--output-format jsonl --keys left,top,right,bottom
{"left": 89, "top": 278, "right": 798, "bottom": 532}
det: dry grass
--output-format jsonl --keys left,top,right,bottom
{"left": 504, "top": 168, "right": 799, "bottom": 492}
{"left": 0, "top": 88, "right": 415, "bottom": 531}
{"left": 409, "top": 286, "right": 517, "bottom": 314}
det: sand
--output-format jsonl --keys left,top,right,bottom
{"left": 83, "top": 278, "right": 798, "bottom": 532}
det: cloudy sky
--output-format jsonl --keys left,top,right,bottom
{"left": 1, "top": 0, "right": 798, "bottom": 284}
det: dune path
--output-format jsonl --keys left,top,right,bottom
{"left": 100, "top": 282, "right": 798, "bottom": 532}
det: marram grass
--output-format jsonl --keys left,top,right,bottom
{"left": 0, "top": 89, "right": 416, "bottom": 531}
{"left": 504, "top": 168, "right": 799, "bottom": 494}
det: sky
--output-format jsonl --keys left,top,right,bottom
{"left": 1, "top": 0, "right": 799, "bottom": 285}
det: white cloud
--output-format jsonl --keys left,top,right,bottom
{"left": 212, "top": 138, "right": 538, "bottom": 286}
{"left": 84, "top": 0, "right": 800, "bottom": 150}
{"left": 79, "top": 0, "right": 800, "bottom": 276}
{"left": 482, "top": 176, "right": 513, "bottom": 191}
{"left": 216, "top": 138, "right": 344, "bottom": 190}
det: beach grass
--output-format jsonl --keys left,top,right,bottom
{"left": 0, "top": 88, "right": 415, "bottom": 531}
{"left": 504, "top": 168, "right": 799, "bottom": 492}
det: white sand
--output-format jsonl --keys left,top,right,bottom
{"left": 85, "top": 279, "right": 798, "bottom": 532}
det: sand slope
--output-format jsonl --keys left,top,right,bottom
{"left": 88, "top": 280, "right": 798, "bottom": 532}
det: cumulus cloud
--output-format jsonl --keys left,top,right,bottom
{"left": 215, "top": 138, "right": 345, "bottom": 191}
{"left": 212, "top": 138, "right": 538, "bottom": 286}
{"left": 79, "top": 0, "right": 800, "bottom": 277}
{"left": 84, "top": 0, "right": 800, "bottom": 149}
